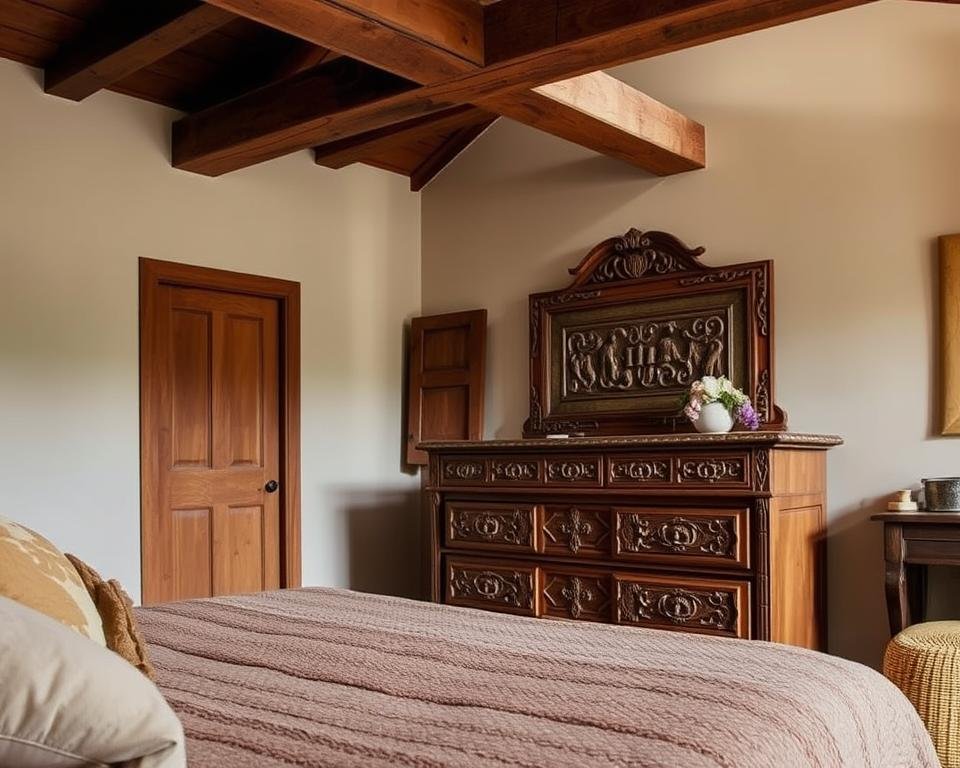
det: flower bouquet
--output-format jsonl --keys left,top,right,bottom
{"left": 680, "top": 375, "right": 759, "bottom": 433}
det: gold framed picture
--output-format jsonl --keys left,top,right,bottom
{"left": 941, "top": 234, "right": 960, "bottom": 434}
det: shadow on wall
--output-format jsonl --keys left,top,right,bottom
{"left": 828, "top": 494, "right": 888, "bottom": 667}
{"left": 335, "top": 487, "right": 422, "bottom": 599}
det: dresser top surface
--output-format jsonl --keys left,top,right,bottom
{"left": 420, "top": 431, "right": 843, "bottom": 452}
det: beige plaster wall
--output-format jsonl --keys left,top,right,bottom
{"left": 0, "top": 60, "right": 422, "bottom": 603}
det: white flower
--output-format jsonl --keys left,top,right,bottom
{"left": 700, "top": 376, "right": 720, "bottom": 399}
{"left": 721, "top": 377, "right": 735, "bottom": 395}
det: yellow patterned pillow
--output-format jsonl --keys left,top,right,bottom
{"left": 0, "top": 517, "right": 105, "bottom": 645}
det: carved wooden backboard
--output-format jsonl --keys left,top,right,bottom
{"left": 524, "top": 229, "right": 785, "bottom": 437}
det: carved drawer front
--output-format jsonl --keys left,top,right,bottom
{"left": 614, "top": 508, "right": 749, "bottom": 569}
{"left": 446, "top": 502, "right": 537, "bottom": 553}
{"left": 544, "top": 456, "right": 603, "bottom": 487}
{"left": 446, "top": 558, "right": 538, "bottom": 616}
{"left": 674, "top": 453, "right": 751, "bottom": 489}
{"left": 440, "top": 457, "right": 487, "bottom": 485}
{"left": 615, "top": 573, "right": 750, "bottom": 639}
{"left": 541, "top": 506, "right": 611, "bottom": 558}
{"left": 606, "top": 455, "right": 674, "bottom": 487}
{"left": 488, "top": 457, "right": 542, "bottom": 485}
{"left": 541, "top": 568, "right": 612, "bottom": 623}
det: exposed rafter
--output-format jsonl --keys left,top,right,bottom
{"left": 44, "top": 1, "right": 235, "bottom": 101}
{"left": 313, "top": 105, "right": 495, "bottom": 170}
{"left": 179, "top": 0, "right": 709, "bottom": 177}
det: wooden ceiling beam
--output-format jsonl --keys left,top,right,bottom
{"left": 410, "top": 118, "right": 496, "bottom": 192}
{"left": 201, "top": 0, "right": 483, "bottom": 80}
{"left": 44, "top": 1, "right": 235, "bottom": 101}
{"left": 172, "top": 58, "right": 429, "bottom": 176}
{"left": 313, "top": 105, "right": 496, "bottom": 170}
{"left": 497, "top": 74, "right": 705, "bottom": 175}
{"left": 176, "top": 0, "right": 715, "bottom": 176}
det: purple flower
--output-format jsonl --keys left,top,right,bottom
{"left": 735, "top": 401, "right": 760, "bottom": 430}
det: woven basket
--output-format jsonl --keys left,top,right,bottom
{"left": 884, "top": 621, "right": 960, "bottom": 768}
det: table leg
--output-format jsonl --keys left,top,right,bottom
{"left": 883, "top": 524, "right": 910, "bottom": 636}
{"left": 906, "top": 563, "right": 927, "bottom": 625}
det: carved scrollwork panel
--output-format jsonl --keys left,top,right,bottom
{"left": 546, "top": 458, "right": 601, "bottom": 484}
{"left": 617, "top": 579, "right": 743, "bottom": 637}
{"left": 563, "top": 313, "right": 729, "bottom": 398}
{"left": 617, "top": 514, "right": 736, "bottom": 559}
{"left": 676, "top": 456, "right": 748, "bottom": 485}
{"left": 447, "top": 505, "right": 535, "bottom": 551}
{"left": 441, "top": 459, "right": 485, "bottom": 483}
{"left": 542, "top": 572, "right": 610, "bottom": 622}
{"left": 447, "top": 563, "right": 536, "bottom": 614}
{"left": 608, "top": 457, "right": 672, "bottom": 486}
{"left": 542, "top": 506, "right": 610, "bottom": 556}
{"left": 490, "top": 460, "right": 540, "bottom": 483}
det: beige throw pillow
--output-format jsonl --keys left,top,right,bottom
{"left": 0, "top": 595, "right": 185, "bottom": 768}
{"left": 0, "top": 517, "right": 105, "bottom": 645}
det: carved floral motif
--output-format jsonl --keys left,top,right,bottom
{"left": 618, "top": 514, "right": 735, "bottom": 557}
{"left": 609, "top": 459, "right": 671, "bottom": 484}
{"left": 443, "top": 461, "right": 484, "bottom": 482}
{"left": 582, "top": 229, "right": 707, "bottom": 284}
{"left": 754, "top": 449, "right": 770, "bottom": 492}
{"left": 449, "top": 567, "right": 534, "bottom": 609}
{"left": 491, "top": 461, "right": 539, "bottom": 482}
{"left": 677, "top": 458, "right": 745, "bottom": 483}
{"left": 450, "top": 508, "right": 533, "bottom": 547}
{"left": 618, "top": 582, "right": 736, "bottom": 632}
{"left": 546, "top": 461, "right": 599, "bottom": 483}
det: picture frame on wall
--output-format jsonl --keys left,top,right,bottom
{"left": 941, "top": 234, "right": 960, "bottom": 434}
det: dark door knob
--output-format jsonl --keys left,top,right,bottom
{"left": 264, "top": 480, "right": 279, "bottom": 493}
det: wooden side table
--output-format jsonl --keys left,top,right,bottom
{"left": 872, "top": 511, "right": 960, "bottom": 636}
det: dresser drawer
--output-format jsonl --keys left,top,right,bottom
{"left": 674, "top": 453, "right": 751, "bottom": 489}
{"left": 541, "top": 505, "right": 611, "bottom": 557}
{"left": 605, "top": 452, "right": 751, "bottom": 490}
{"left": 615, "top": 572, "right": 750, "bottom": 639}
{"left": 614, "top": 507, "right": 749, "bottom": 569}
{"left": 445, "top": 502, "right": 537, "bottom": 553}
{"left": 445, "top": 558, "right": 538, "bottom": 616}
{"left": 541, "top": 567, "right": 611, "bottom": 623}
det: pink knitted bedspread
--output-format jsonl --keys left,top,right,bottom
{"left": 136, "top": 587, "right": 936, "bottom": 768}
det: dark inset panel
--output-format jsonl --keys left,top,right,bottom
{"left": 223, "top": 315, "right": 263, "bottom": 467}
{"left": 171, "top": 308, "right": 212, "bottom": 468}
{"left": 422, "top": 325, "right": 468, "bottom": 371}
{"left": 422, "top": 385, "right": 468, "bottom": 441}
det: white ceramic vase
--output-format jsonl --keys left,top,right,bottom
{"left": 694, "top": 401, "right": 735, "bottom": 434}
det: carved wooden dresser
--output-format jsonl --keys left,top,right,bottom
{"left": 422, "top": 433, "right": 839, "bottom": 648}
{"left": 420, "top": 229, "right": 841, "bottom": 650}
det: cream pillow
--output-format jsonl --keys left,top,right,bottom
{"left": 0, "top": 516, "right": 105, "bottom": 645}
{"left": 0, "top": 596, "right": 185, "bottom": 768}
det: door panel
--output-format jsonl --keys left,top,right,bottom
{"left": 171, "top": 508, "right": 212, "bottom": 600}
{"left": 142, "top": 283, "right": 281, "bottom": 604}
{"left": 214, "top": 505, "right": 264, "bottom": 595}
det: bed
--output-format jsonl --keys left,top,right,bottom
{"left": 136, "top": 587, "right": 937, "bottom": 768}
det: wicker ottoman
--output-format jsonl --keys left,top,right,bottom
{"left": 884, "top": 621, "right": 960, "bottom": 768}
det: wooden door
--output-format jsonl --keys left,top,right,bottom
{"left": 141, "top": 261, "right": 299, "bottom": 605}
{"left": 406, "top": 309, "right": 486, "bottom": 465}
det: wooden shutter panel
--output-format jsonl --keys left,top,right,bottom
{"left": 406, "top": 309, "right": 486, "bottom": 465}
